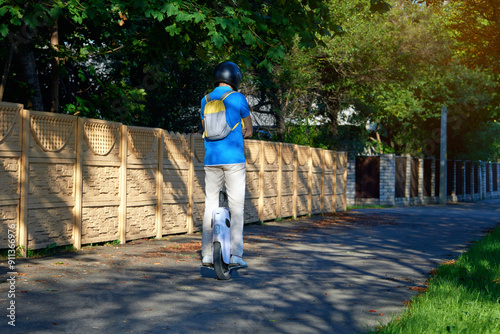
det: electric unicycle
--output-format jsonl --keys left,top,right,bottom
{"left": 208, "top": 191, "right": 246, "bottom": 280}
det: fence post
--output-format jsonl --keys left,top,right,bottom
{"left": 119, "top": 124, "right": 128, "bottom": 244}
{"left": 418, "top": 158, "right": 424, "bottom": 205}
{"left": 307, "top": 147, "right": 312, "bottom": 215}
{"left": 73, "top": 118, "right": 83, "bottom": 250}
{"left": 156, "top": 129, "right": 164, "bottom": 239}
{"left": 258, "top": 141, "right": 264, "bottom": 222}
{"left": 18, "top": 109, "right": 29, "bottom": 257}
{"left": 342, "top": 153, "right": 347, "bottom": 211}
{"left": 292, "top": 145, "right": 298, "bottom": 219}
{"left": 320, "top": 150, "right": 325, "bottom": 213}
{"left": 188, "top": 134, "right": 196, "bottom": 233}
{"left": 276, "top": 143, "right": 282, "bottom": 219}
{"left": 331, "top": 151, "right": 336, "bottom": 212}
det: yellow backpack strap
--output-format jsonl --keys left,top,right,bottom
{"left": 231, "top": 121, "right": 240, "bottom": 131}
{"left": 220, "top": 91, "right": 235, "bottom": 101}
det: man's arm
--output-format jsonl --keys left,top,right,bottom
{"left": 242, "top": 115, "right": 253, "bottom": 138}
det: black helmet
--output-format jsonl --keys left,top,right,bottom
{"left": 213, "top": 61, "right": 241, "bottom": 91}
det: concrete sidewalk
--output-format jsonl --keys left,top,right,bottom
{"left": 1, "top": 199, "right": 499, "bottom": 333}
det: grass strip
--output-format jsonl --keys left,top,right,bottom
{"left": 373, "top": 224, "right": 500, "bottom": 334}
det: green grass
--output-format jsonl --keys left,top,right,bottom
{"left": 373, "top": 225, "right": 500, "bottom": 333}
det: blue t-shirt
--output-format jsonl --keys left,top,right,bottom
{"left": 200, "top": 86, "right": 250, "bottom": 166}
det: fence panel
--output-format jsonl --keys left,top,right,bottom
{"left": 191, "top": 135, "right": 205, "bottom": 231}
{"left": 296, "top": 145, "right": 310, "bottom": 217}
{"left": 0, "top": 103, "right": 23, "bottom": 249}
{"left": 311, "top": 148, "right": 323, "bottom": 215}
{"left": 455, "top": 161, "right": 463, "bottom": 196}
{"left": 27, "top": 111, "right": 78, "bottom": 249}
{"left": 423, "top": 159, "right": 432, "bottom": 197}
{"left": 263, "top": 142, "right": 280, "bottom": 221}
{"left": 125, "top": 126, "right": 158, "bottom": 241}
{"left": 494, "top": 163, "right": 498, "bottom": 192}
{"left": 162, "top": 131, "right": 191, "bottom": 234}
{"left": 466, "top": 161, "right": 472, "bottom": 195}
{"left": 395, "top": 157, "right": 407, "bottom": 198}
{"left": 474, "top": 164, "right": 479, "bottom": 194}
{"left": 244, "top": 140, "right": 261, "bottom": 222}
{"left": 447, "top": 160, "right": 454, "bottom": 196}
{"left": 411, "top": 158, "right": 419, "bottom": 198}
{"left": 355, "top": 156, "right": 380, "bottom": 199}
{"left": 323, "top": 150, "right": 336, "bottom": 213}
{"left": 336, "top": 152, "right": 347, "bottom": 211}
{"left": 80, "top": 119, "right": 122, "bottom": 245}
{"left": 280, "top": 143, "right": 295, "bottom": 218}
{"left": 486, "top": 164, "right": 491, "bottom": 192}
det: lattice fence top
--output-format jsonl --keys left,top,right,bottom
{"left": 164, "top": 131, "right": 190, "bottom": 163}
{"left": 245, "top": 142, "right": 260, "bottom": 164}
{"left": 297, "top": 146, "right": 309, "bottom": 166}
{"left": 83, "top": 121, "right": 119, "bottom": 156}
{"left": 264, "top": 143, "right": 278, "bottom": 165}
{"left": 282, "top": 144, "right": 294, "bottom": 165}
{"left": 30, "top": 114, "right": 75, "bottom": 152}
{"left": 0, "top": 103, "right": 21, "bottom": 144}
{"left": 128, "top": 128, "right": 156, "bottom": 159}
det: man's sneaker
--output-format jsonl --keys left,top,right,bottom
{"left": 202, "top": 255, "right": 213, "bottom": 267}
{"left": 229, "top": 255, "right": 248, "bottom": 268}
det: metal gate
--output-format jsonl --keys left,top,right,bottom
{"left": 395, "top": 157, "right": 406, "bottom": 198}
{"left": 410, "top": 158, "right": 419, "bottom": 198}
{"left": 494, "top": 164, "right": 498, "bottom": 192}
{"left": 423, "top": 159, "right": 432, "bottom": 197}
{"left": 474, "top": 164, "right": 479, "bottom": 194}
{"left": 486, "top": 164, "right": 491, "bottom": 192}
{"left": 466, "top": 162, "right": 472, "bottom": 195}
{"left": 447, "top": 160, "right": 454, "bottom": 196}
{"left": 435, "top": 160, "right": 440, "bottom": 197}
{"left": 456, "top": 161, "right": 463, "bottom": 196}
{"left": 355, "top": 156, "right": 380, "bottom": 199}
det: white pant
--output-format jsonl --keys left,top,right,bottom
{"left": 202, "top": 163, "right": 246, "bottom": 258}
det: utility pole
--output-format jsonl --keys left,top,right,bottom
{"left": 439, "top": 105, "right": 447, "bottom": 205}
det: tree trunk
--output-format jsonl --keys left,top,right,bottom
{"left": 326, "top": 94, "right": 340, "bottom": 150}
{"left": 19, "top": 50, "right": 44, "bottom": 111}
{"left": 0, "top": 45, "right": 14, "bottom": 101}
{"left": 49, "top": 21, "right": 60, "bottom": 112}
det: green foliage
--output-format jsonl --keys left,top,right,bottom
{"left": 0, "top": 0, "right": 333, "bottom": 128}
{"left": 0, "top": 0, "right": 498, "bottom": 160}
{"left": 314, "top": 0, "right": 500, "bottom": 159}
{"left": 283, "top": 117, "right": 329, "bottom": 149}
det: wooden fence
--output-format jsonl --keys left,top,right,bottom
{"left": 0, "top": 102, "right": 347, "bottom": 253}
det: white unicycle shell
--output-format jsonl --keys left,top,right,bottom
{"left": 212, "top": 207, "right": 231, "bottom": 264}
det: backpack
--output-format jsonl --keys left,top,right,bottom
{"left": 202, "top": 91, "right": 240, "bottom": 140}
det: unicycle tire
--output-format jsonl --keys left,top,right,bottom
{"left": 213, "top": 241, "right": 231, "bottom": 280}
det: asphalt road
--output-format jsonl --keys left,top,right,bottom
{"left": 1, "top": 198, "right": 499, "bottom": 333}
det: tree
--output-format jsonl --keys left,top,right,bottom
{"left": 314, "top": 0, "right": 499, "bottom": 159}
{"left": 425, "top": 0, "right": 500, "bottom": 74}
{"left": 0, "top": 0, "right": 333, "bottom": 130}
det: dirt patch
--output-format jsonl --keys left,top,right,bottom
{"left": 161, "top": 241, "right": 202, "bottom": 253}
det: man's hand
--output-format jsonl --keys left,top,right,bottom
{"left": 242, "top": 115, "right": 253, "bottom": 138}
